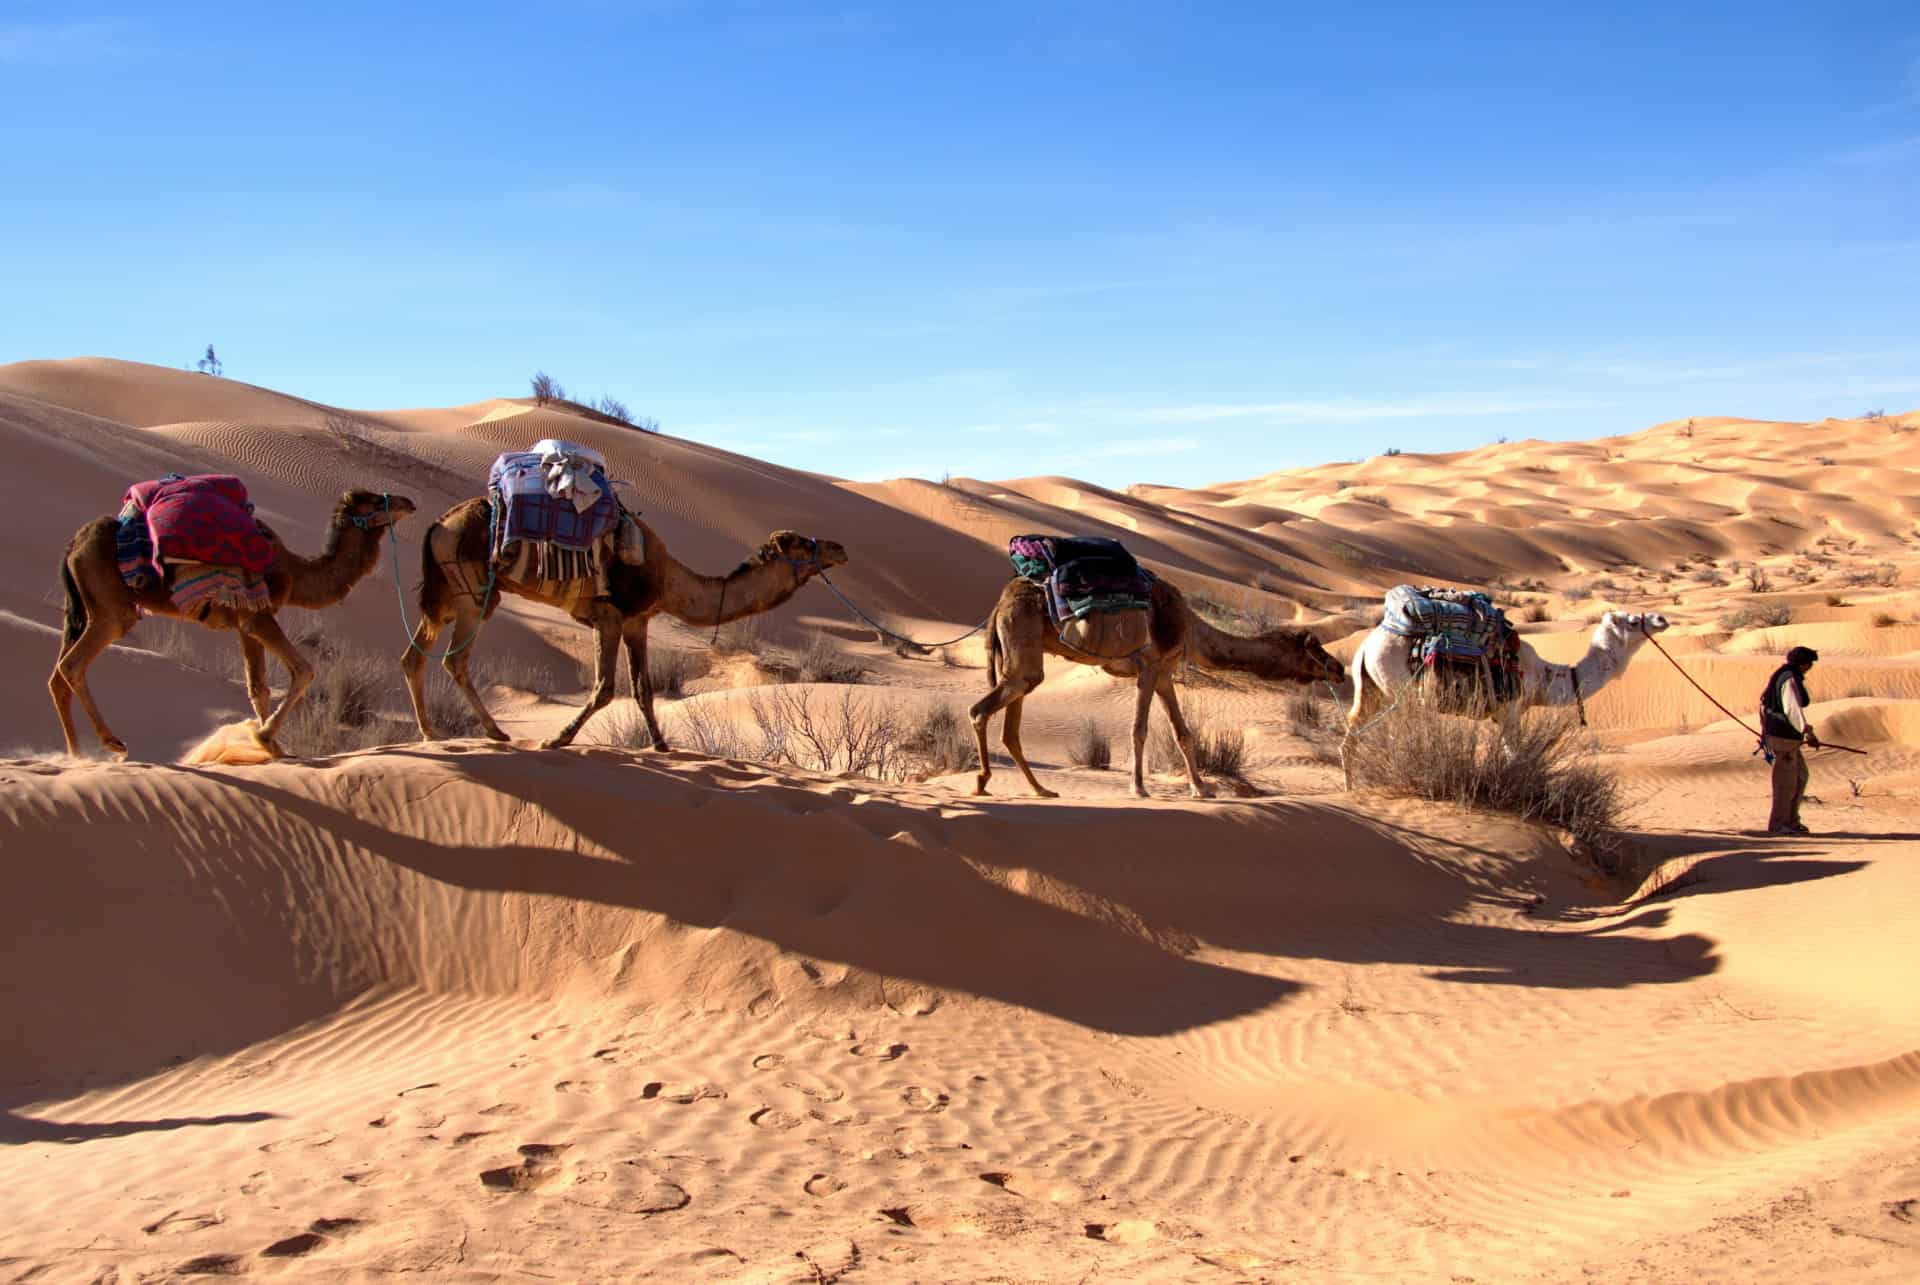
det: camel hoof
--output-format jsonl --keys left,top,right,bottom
{"left": 539, "top": 736, "right": 575, "bottom": 751}
{"left": 104, "top": 739, "right": 129, "bottom": 760}
{"left": 1130, "top": 788, "right": 1150, "bottom": 800}
{"left": 1033, "top": 789, "right": 1059, "bottom": 800}
{"left": 1191, "top": 787, "right": 1215, "bottom": 800}
{"left": 485, "top": 728, "right": 511, "bottom": 743}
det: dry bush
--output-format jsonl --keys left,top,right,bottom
{"left": 1825, "top": 594, "right": 1847, "bottom": 607}
{"left": 1745, "top": 563, "right": 1772, "bottom": 593}
{"left": 899, "top": 704, "right": 975, "bottom": 778}
{"left": 794, "top": 634, "right": 866, "bottom": 685}
{"left": 1718, "top": 601, "right": 1793, "bottom": 631}
{"left": 1688, "top": 566, "right": 1725, "bottom": 585}
{"left": 749, "top": 686, "right": 903, "bottom": 778}
{"left": 1562, "top": 583, "right": 1593, "bottom": 603}
{"left": 669, "top": 698, "right": 751, "bottom": 760}
{"left": 647, "top": 646, "right": 699, "bottom": 697}
{"left": 1871, "top": 611, "right": 1899, "bottom": 628}
{"left": 1150, "top": 715, "right": 1249, "bottom": 781}
{"left": 589, "top": 705, "right": 657, "bottom": 749}
{"left": 1286, "top": 686, "right": 1329, "bottom": 734}
{"left": 1522, "top": 601, "right": 1551, "bottom": 623}
{"left": 1068, "top": 717, "right": 1113, "bottom": 770}
{"left": 1873, "top": 563, "right": 1899, "bottom": 587}
{"left": 712, "top": 616, "right": 767, "bottom": 657}
{"left": 1342, "top": 694, "right": 1626, "bottom": 876}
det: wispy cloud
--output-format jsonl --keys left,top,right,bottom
{"left": 0, "top": 16, "right": 137, "bottom": 63}
{"left": 1133, "top": 396, "right": 1591, "bottom": 425}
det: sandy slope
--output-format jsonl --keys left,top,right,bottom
{"left": 2, "top": 358, "right": 1918, "bottom": 1282}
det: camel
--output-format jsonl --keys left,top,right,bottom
{"left": 51, "top": 489, "right": 418, "bottom": 758}
{"left": 401, "top": 498, "right": 849, "bottom": 749}
{"left": 970, "top": 574, "right": 1348, "bottom": 800}
{"left": 1339, "top": 608, "right": 1672, "bottom": 787}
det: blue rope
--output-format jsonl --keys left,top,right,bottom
{"left": 384, "top": 492, "right": 498, "bottom": 660}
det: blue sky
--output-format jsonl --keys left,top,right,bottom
{"left": 3, "top": 1, "right": 1916, "bottom": 488}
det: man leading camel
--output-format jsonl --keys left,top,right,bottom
{"left": 1759, "top": 645, "right": 1820, "bottom": 836}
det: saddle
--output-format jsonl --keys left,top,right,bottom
{"left": 1380, "top": 584, "right": 1522, "bottom": 704}
{"left": 1007, "top": 534, "right": 1154, "bottom": 625}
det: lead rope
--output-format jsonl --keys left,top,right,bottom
{"left": 1635, "top": 620, "right": 1771, "bottom": 755}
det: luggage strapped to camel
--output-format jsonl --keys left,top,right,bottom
{"left": 484, "top": 439, "right": 645, "bottom": 607}
{"left": 1007, "top": 534, "right": 1155, "bottom": 627}
{"left": 115, "top": 473, "right": 276, "bottom": 619}
{"left": 1380, "top": 584, "right": 1523, "bottom": 703}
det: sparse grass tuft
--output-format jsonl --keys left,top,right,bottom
{"left": 647, "top": 646, "right": 699, "bottom": 697}
{"left": 900, "top": 704, "right": 975, "bottom": 778}
{"left": 1825, "top": 594, "right": 1847, "bottom": 607}
{"left": 1522, "top": 601, "right": 1552, "bottom": 623}
{"left": 1150, "top": 714, "right": 1249, "bottom": 781}
{"left": 1870, "top": 611, "right": 1899, "bottom": 628}
{"left": 1718, "top": 601, "right": 1793, "bottom": 631}
{"left": 711, "top": 616, "right": 768, "bottom": 657}
{"left": 1342, "top": 692, "right": 1627, "bottom": 878}
{"left": 1068, "top": 717, "right": 1113, "bottom": 770}
{"left": 794, "top": 634, "right": 866, "bottom": 685}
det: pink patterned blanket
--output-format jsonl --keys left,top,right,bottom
{"left": 120, "top": 475, "right": 274, "bottom": 576}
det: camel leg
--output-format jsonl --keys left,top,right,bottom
{"left": 999, "top": 698, "right": 1057, "bottom": 799}
{"left": 543, "top": 604, "right": 621, "bottom": 749}
{"left": 969, "top": 670, "right": 1043, "bottom": 797}
{"left": 241, "top": 613, "right": 313, "bottom": 754}
{"left": 1128, "top": 668, "right": 1156, "bottom": 799}
{"left": 49, "top": 613, "right": 134, "bottom": 758}
{"left": 1155, "top": 674, "right": 1212, "bottom": 800}
{"left": 239, "top": 634, "right": 272, "bottom": 724}
{"left": 399, "top": 611, "right": 443, "bottom": 740}
{"left": 1340, "top": 656, "right": 1382, "bottom": 791}
{"left": 437, "top": 603, "right": 511, "bottom": 742}
{"left": 623, "top": 625, "right": 668, "bottom": 750}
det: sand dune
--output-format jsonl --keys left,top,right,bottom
{"left": 2, "top": 358, "right": 1918, "bottom": 1282}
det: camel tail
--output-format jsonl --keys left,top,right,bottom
{"left": 986, "top": 626, "right": 1000, "bottom": 688}
{"left": 59, "top": 559, "right": 85, "bottom": 651}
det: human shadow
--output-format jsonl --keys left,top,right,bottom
{"left": 1, "top": 1106, "right": 277, "bottom": 1145}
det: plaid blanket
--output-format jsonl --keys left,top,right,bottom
{"left": 168, "top": 561, "right": 274, "bottom": 619}
{"left": 121, "top": 474, "right": 274, "bottom": 575}
{"left": 489, "top": 450, "right": 621, "bottom": 555}
{"left": 1381, "top": 585, "right": 1523, "bottom": 701}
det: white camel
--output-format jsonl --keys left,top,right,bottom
{"left": 1340, "top": 609, "right": 1672, "bottom": 788}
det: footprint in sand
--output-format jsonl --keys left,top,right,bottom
{"left": 143, "top": 1210, "right": 225, "bottom": 1237}
{"left": 593, "top": 1044, "right": 641, "bottom": 1066}
{"left": 258, "top": 1130, "right": 335, "bottom": 1154}
{"left": 563, "top": 1161, "right": 691, "bottom": 1215}
{"left": 900, "top": 1086, "right": 950, "bottom": 1113}
{"left": 750, "top": 1106, "right": 804, "bottom": 1131}
{"left": 690, "top": 1247, "right": 744, "bottom": 1272}
{"left": 554, "top": 1080, "right": 603, "bottom": 1096}
{"left": 804, "top": 1173, "right": 847, "bottom": 1198}
{"left": 642, "top": 1081, "right": 726, "bottom": 1104}
{"left": 850, "top": 1042, "right": 908, "bottom": 1061}
{"left": 479, "top": 1103, "right": 526, "bottom": 1118}
{"left": 981, "top": 1171, "right": 1086, "bottom": 1203}
{"left": 1086, "top": 1220, "right": 1157, "bottom": 1245}
{"left": 396, "top": 1082, "right": 441, "bottom": 1097}
{"left": 173, "top": 1252, "right": 248, "bottom": 1276}
{"left": 529, "top": 1025, "right": 570, "bottom": 1041}
{"left": 782, "top": 1075, "right": 844, "bottom": 1103}
{"left": 452, "top": 1131, "right": 497, "bottom": 1146}
{"left": 481, "top": 1143, "right": 574, "bottom": 1192}
{"left": 751, "top": 1053, "right": 784, "bottom": 1071}
{"left": 341, "top": 1169, "right": 401, "bottom": 1187}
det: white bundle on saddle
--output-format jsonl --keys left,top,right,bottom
{"left": 532, "top": 438, "right": 605, "bottom": 513}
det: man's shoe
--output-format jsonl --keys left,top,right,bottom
{"left": 1789, "top": 823, "right": 1811, "bottom": 835}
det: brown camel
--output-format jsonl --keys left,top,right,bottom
{"left": 401, "top": 498, "right": 849, "bottom": 749}
{"left": 970, "top": 574, "right": 1348, "bottom": 799}
{"left": 50, "top": 489, "right": 419, "bottom": 758}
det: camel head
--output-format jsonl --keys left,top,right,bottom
{"left": 1598, "top": 610, "right": 1671, "bottom": 641}
{"left": 1248, "top": 629, "right": 1348, "bottom": 685}
{"left": 338, "top": 489, "right": 417, "bottom": 531}
{"left": 753, "top": 530, "right": 849, "bottom": 577}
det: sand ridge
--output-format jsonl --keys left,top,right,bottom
{"left": 2, "top": 357, "right": 1918, "bottom": 1281}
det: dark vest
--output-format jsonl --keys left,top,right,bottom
{"left": 1759, "top": 664, "right": 1809, "bottom": 741}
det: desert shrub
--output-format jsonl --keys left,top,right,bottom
{"left": 590, "top": 706, "right": 657, "bottom": 749}
{"left": 1383, "top": 447, "right": 1402, "bottom": 457}
{"left": 1814, "top": 456, "right": 1837, "bottom": 467}
{"left": 1825, "top": 594, "right": 1847, "bottom": 607}
{"left": 669, "top": 698, "right": 750, "bottom": 760}
{"left": 1150, "top": 717, "right": 1248, "bottom": 780}
{"left": 1871, "top": 611, "right": 1899, "bottom": 628}
{"left": 1688, "top": 566, "right": 1724, "bottom": 585}
{"left": 748, "top": 685, "right": 903, "bottom": 778}
{"left": 794, "top": 634, "right": 866, "bottom": 684}
{"left": 1562, "top": 583, "right": 1593, "bottom": 603}
{"left": 712, "top": 616, "right": 767, "bottom": 657}
{"left": 1873, "top": 563, "right": 1899, "bottom": 587}
{"left": 1522, "top": 601, "right": 1551, "bottom": 623}
{"left": 1718, "top": 601, "right": 1794, "bottom": 631}
{"left": 642, "top": 645, "right": 697, "bottom": 697}
{"left": 1342, "top": 694, "right": 1626, "bottom": 875}
{"left": 1745, "top": 564, "right": 1772, "bottom": 593}
{"left": 900, "top": 704, "right": 975, "bottom": 778}
{"left": 1068, "top": 717, "right": 1113, "bottom": 769}
{"left": 1286, "top": 687, "right": 1330, "bottom": 734}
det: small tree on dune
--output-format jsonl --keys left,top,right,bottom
{"left": 195, "top": 345, "right": 223, "bottom": 376}
{"left": 530, "top": 370, "right": 558, "bottom": 405}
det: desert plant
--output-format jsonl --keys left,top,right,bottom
{"left": 1343, "top": 694, "right": 1626, "bottom": 875}
{"left": 647, "top": 646, "right": 698, "bottom": 697}
{"left": 1150, "top": 718, "right": 1248, "bottom": 780}
{"left": 1067, "top": 717, "right": 1113, "bottom": 770}
{"left": 1873, "top": 563, "right": 1899, "bottom": 587}
{"left": 748, "top": 685, "right": 903, "bottom": 779}
{"left": 900, "top": 704, "right": 975, "bottom": 778}
{"left": 593, "top": 394, "right": 632, "bottom": 424}
{"left": 1563, "top": 583, "right": 1593, "bottom": 603}
{"left": 1871, "top": 611, "right": 1899, "bottom": 628}
{"left": 712, "top": 616, "right": 767, "bottom": 657}
{"left": 1718, "top": 601, "right": 1794, "bottom": 631}
{"left": 195, "top": 344, "right": 222, "bottom": 376}
{"left": 530, "top": 370, "right": 559, "bottom": 405}
{"left": 1522, "top": 601, "right": 1551, "bottom": 623}
{"left": 1745, "top": 564, "right": 1772, "bottom": 593}
{"left": 1382, "top": 447, "right": 1402, "bottom": 457}
{"left": 794, "top": 634, "right": 866, "bottom": 684}
{"left": 1825, "top": 594, "right": 1847, "bottom": 607}
{"left": 590, "top": 706, "right": 657, "bottom": 749}
{"left": 669, "top": 697, "right": 750, "bottom": 759}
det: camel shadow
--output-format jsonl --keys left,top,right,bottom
{"left": 0, "top": 1107, "right": 277, "bottom": 1146}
